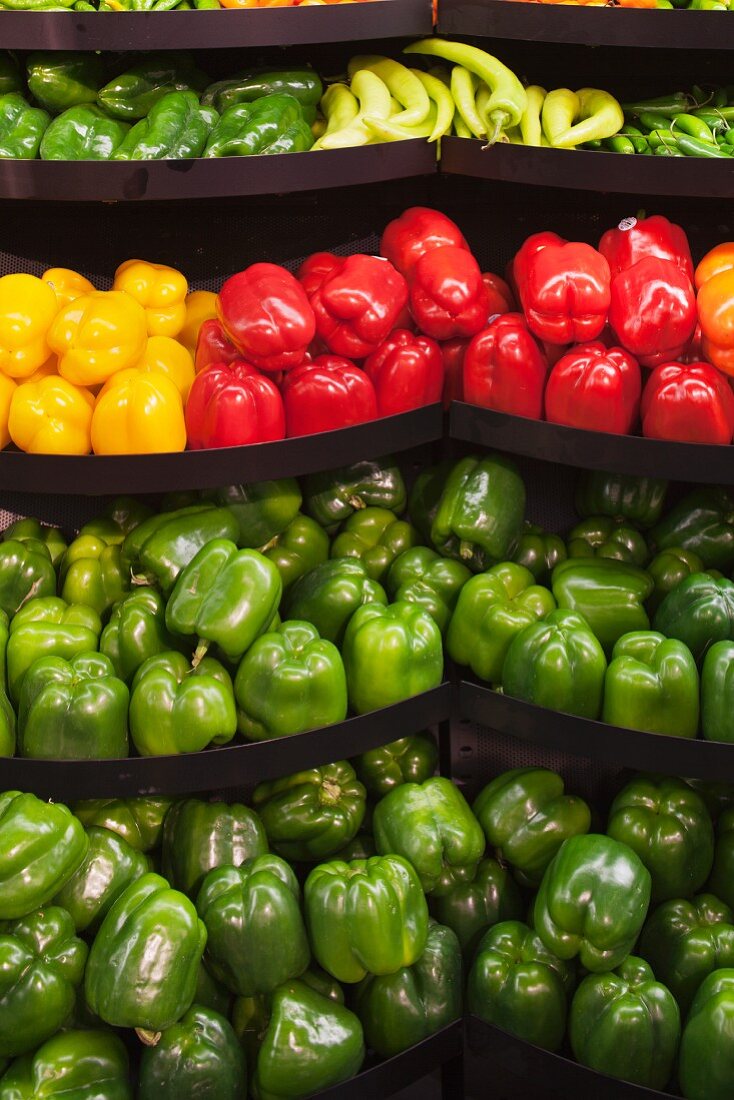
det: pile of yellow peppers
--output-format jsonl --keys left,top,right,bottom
{"left": 0, "top": 262, "right": 216, "bottom": 456}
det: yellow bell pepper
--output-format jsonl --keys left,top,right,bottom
{"left": 140, "top": 336, "right": 195, "bottom": 402}
{"left": 91, "top": 368, "right": 186, "bottom": 455}
{"left": 0, "top": 374, "right": 17, "bottom": 451}
{"left": 42, "top": 268, "right": 96, "bottom": 310}
{"left": 178, "top": 290, "right": 217, "bottom": 358}
{"left": 25, "top": 356, "right": 58, "bottom": 384}
{"left": 113, "top": 260, "right": 188, "bottom": 339}
{"left": 49, "top": 290, "right": 148, "bottom": 388}
{"left": 0, "top": 274, "right": 59, "bottom": 380}
{"left": 9, "top": 376, "right": 94, "bottom": 455}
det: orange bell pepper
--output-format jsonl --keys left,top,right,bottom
{"left": 91, "top": 368, "right": 186, "bottom": 455}
{"left": 42, "top": 268, "right": 95, "bottom": 310}
{"left": 9, "top": 376, "right": 94, "bottom": 455}
{"left": 695, "top": 243, "right": 734, "bottom": 376}
{"left": 178, "top": 291, "right": 217, "bottom": 358}
{"left": 139, "top": 336, "right": 195, "bottom": 402}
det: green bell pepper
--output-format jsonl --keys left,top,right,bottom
{"left": 138, "top": 1006, "right": 246, "bottom": 1100}
{"left": 532, "top": 833, "right": 652, "bottom": 971}
{"left": 3, "top": 519, "right": 66, "bottom": 568}
{"left": 429, "top": 454, "right": 526, "bottom": 572}
{"left": 330, "top": 506, "right": 421, "bottom": 583}
{"left": 386, "top": 546, "right": 470, "bottom": 635}
{"left": 574, "top": 470, "right": 668, "bottom": 528}
{"left": 602, "top": 630, "right": 699, "bottom": 738}
{"left": 251, "top": 980, "right": 364, "bottom": 1100}
{"left": 40, "top": 104, "right": 131, "bottom": 161}
{"left": 654, "top": 572, "right": 734, "bottom": 664}
{"left": 18, "top": 651, "right": 129, "bottom": 760}
{"left": 0, "top": 54, "right": 22, "bottom": 97}
{"left": 639, "top": 893, "right": 734, "bottom": 1013}
{"left": 59, "top": 535, "right": 129, "bottom": 617}
{"left": 408, "top": 460, "right": 454, "bottom": 545}
{"left": 0, "top": 791, "right": 88, "bottom": 920}
{"left": 0, "top": 539, "right": 56, "bottom": 619}
{"left": 502, "top": 608, "right": 607, "bottom": 719}
{"left": 122, "top": 504, "right": 240, "bottom": 596}
{"left": 299, "top": 964, "right": 345, "bottom": 1004}
{"left": 129, "top": 651, "right": 237, "bottom": 756}
{"left": 53, "top": 824, "right": 151, "bottom": 933}
{"left": 261, "top": 513, "right": 329, "bottom": 593}
{"left": 0, "top": 905, "right": 87, "bottom": 1058}
{"left": 0, "top": 1030, "right": 131, "bottom": 1100}
{"left": 342, "top": 600, "right": 443, "bottom": 714}
{"left": 205, "top": 478, "right": 301, "bottom": 548}
{"left": 354, "top": 919, "right": 461, "bottom": 1058}
{"left": 253, "top": 761, "right": 366, "bottom": 862}
{"left": 304, "top": 854, "right": 428, "bottom": 983}
{"left": 373, "top": 776, "right": 485, "bottom": 896}
{"left": 473, "top": 767, "right": 591, "bottom": 888}
{"left": 113, "top": 91, "right": 217, "bottom": 161}
{"left": 679, "top": 967, "right": 734, "bottom": 1100}
{"left": 303, "top": 457, "right": 406, "bottom": 530}
{"left": 234, "top": 620, "right": 347, "bottom": 740}
{"left": 647, "top": 546, "right": 704, "bottom": 614}
{"left": 607, "top": 775, "right": 714, "bottom": 902}
{"left": 428, "top": 856, "right": 523, "bottom": 955}
{"left": 467, "top": 919, "right": 574, "bottom": 1052}
{"left": 27, "top": 52, "right": 104, "bottom": 115}
{"left": 0, "top": 94, "right": 49, "bottom": 159}
{"left": 165, "top": 540, "right": 281, "bottom": 663}
{"left": 7, "top": 597, "right": 101, "bottom": 703}
{"left": 512, "top": 522, "right": 567, "bottom": 585}
{"left": 446, "top": 562, "right": 556, "bottom": 684}
{"left": 194, "top": 961, "right": 231, "bottom": 1017}
{"left": 201, "top": 67, "right": 322, "bottom": 118}
{"left": 98, "top": 53, "right": 210, "bottom": 120}
{"left": 284, "top": 558, "right": 387, "bottom": 647}
{"left": 85, "top": 872, "right": 207, "bottom": 1031}
{"left": 552, "top": 558, "right": 653, "bottom": 655}
{"left": 566, "top": 515, "right": 649, "bottom": 566}
{"left": 195, "top": 854, "right": 310, "bottom": 996}
{"left": 100, "top": 589, "right": 182, "bottom": 683}
{"left": 353, "top": 733, "right": 438, "bottom": 799}
{"left": 161, "top": 797, "right": 268, "bottom": 898}
{"left": 73, "top": 795, "right": 173, "bottom": 853}
{"left": 81, "top": 496, "right": 153, "bottom": 546}
{"left": 650, "top": 487, "right": 734, "bottom": 570}
{"left": 204, "top": 95, "right": 313, "bottom": 157}
{"left": 0, "top": 610, "right": 14, "bottom": 756}
{"left": 569, "top": 955, "right": 680, "bottom": 1090}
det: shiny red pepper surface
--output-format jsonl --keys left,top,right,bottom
{"left": 440, "top": 338, "right": 469, "bottom": 408}
{"left": 380, "top": 206, "right": 469, "bottom": 277}
{"left": 463, "top": 313, "right": 548, "bottom": 419}
{"left": 544, "top": 341, "right": 641, "bottom": 434}
{"left": 281, "top": 354, "right": 378, "bottom": 437}
{"left": 599, "top": 214, "right": 694, "bottom": 283}
{"left": 409, "top": 245, "right": 489, "bottom": 341}
{"left": 608, "top": 255, "right": 697, "bottom": 368}
{"left": 364, "top": 329, "right": 443, "bottom": 417}
{"left": 641, "top": 361, "right": 734, "bottom": 445}
{"left": 194, "top": 318, "right": 240, "bottom": 375}
{"left": 185, "top": 360, "right": 285, "bottom": 449}
{"left": 217, "top": 263, "right": 315, "bottom": 374}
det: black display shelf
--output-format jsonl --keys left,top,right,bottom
{"left": 438, "top": 0, "right": 734, "bottom": 50}
{"left": 441, "top": 136, "right": 734, "bottom": 199}
{"left": 4, "top": 683, "right": 451, "bottom": 800}
{"left": 321, "top": 1022, "right": 463, "bottom": 1100}
{"left": 0, "top": 0, "right": 431, "bottom": 51}
{"left": 450, "top": 402, "right": 734, "bottom": 483}
{"left": 459, "top": 678, "right": 734, "bottom": 783}
{"left": 0, "top": 405, "right": 443, "bottom": 496}
{"left": 0, "top": 142, "right": 436, "bottom": 203}
{"left": 466, "top": 1017, "right": 677, "bottom": 1100}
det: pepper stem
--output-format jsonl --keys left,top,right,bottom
{"left": 482, "top": 111, "right": 508, "bottom": 149}
{"left": 348, "top": 495, "right": 366, "bottom": 510}
{"left": 459, "top": 540, "right": 474, "bottom": 561}
{"left": 135, "top": 1029, "right": 162, "bottom": 1047}
{"left": 130, "top": 572, "right": 153, "bottom": 587}
{"left": 192, "top": 641, "right": 210, "bottom": 668}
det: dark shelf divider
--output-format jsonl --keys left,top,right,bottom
{"left": 322, "top": 1022, "right": 463, "bottom": 1100}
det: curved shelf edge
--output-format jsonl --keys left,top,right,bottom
{"left": 458, "top": 678, "right": 734, "bottom": 783}
{"left": 4, "top": 683, "right": 451, "bottom": 800}
{"left": 0, "top": 405, "right": 443, "bottom": 496}
{"left": 449, "top": 402, "right": 734, "bottom": 483}
{"left": 0, "top": 141, "right": 436, "bottom": 203}
{"left": 440, "top": 136, "right": 734, "bottom": 199}
{"left": 465, "top": 1016, "right": 676, "bottom": 1099}
{"left": 438, "top": 0, "right": 734, "bottom": 49}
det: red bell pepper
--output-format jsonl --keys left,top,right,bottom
{"left": 300, "top": 254, "right": 408, "bottom": 359}
{"left": 482, "top": 272, "right": 516, "bottom": 316}
{"left": 185, "top": 360, "right": 285, "bottom": 449}
{"left": 463, "top": 313, "right": 548, "bottom": 419}
{"left": 641, "top": 361, "right": 734, "bottom": 445}
{"left": 363, "top": 329, "right": 443, "bottom": 416}
{"left": 195, "top": 319, "right": 240, "bottom": 374}
{"left": 598, "top": 214, "right": 694, "bottom": 283}
{"left": 217, "top": 263, "right": 315, "bottom": 373}
{"left": 608, "top": 255, "right": 697, "bottom": 368}
{"left": 298, "top": 252, "right": 341, "bottom": 298}
{"left": 441, "top": 338, "right": 469, "bottom": 408}
{"left": 512, "top": 232, "right": 611, "bottom": 345}
{"left": 409, "top": 245, "right": 489, "bottom": 341}
{"left": 544, "top": 341, "right": 641, "bottom": 435}
{"left": 380, "top": 206, "right": 469, "bottom": 277}
{"left": 281, "top": 354, "right": 378, "bottom": 437}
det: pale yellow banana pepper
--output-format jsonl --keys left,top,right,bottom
{"left": 9, "top": 375, "right": 94, "bottom": 455}
{"left": 113, "top": 259, "right": 188, "bottom": 338}
{"left": 178, "top": 290, "right": 217, "bottom": 358}
{"left": 0, "top": 274, "right": 59, "bottom": 380}
{"left": 140, "top": 336, "right": 195, "bottom": 403}
{"left": 91, "top": 368, "right": 186, "bottom": 455}
{"left": 42, "top": 268, "right": 95, "bottom": 310}
{"left": 49, "top": 290, "right": 148, "bottom": 388}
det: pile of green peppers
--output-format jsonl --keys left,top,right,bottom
{"left": 592, "top": 87, "right": 734, "bottom": 157}
{"left": 0, "top": 52, "right": 319, "bottom": 160}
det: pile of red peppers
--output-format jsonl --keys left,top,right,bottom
{"left": 185, "top": 206, "right": 734, "bottom": 449}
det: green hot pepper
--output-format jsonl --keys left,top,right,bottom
{"left": 0, "top": 93, "right": 49, "bottom": 159}
{"left": 40, "top": 104, "right": 131, "bottom": 161}
{"left": 113, "top": 91, "right": 217, "bottom": 161}
{"left": 27, "top": 52, "right": 104, "bottom": 115}
{"left": 98, "top": 53, "right": 210, "bottom": 121}
{"left": 204, "top": 94, "right": 314, "bottom": 158}
{"left": 201, "top": 67, "right": 323, "bottom": 118}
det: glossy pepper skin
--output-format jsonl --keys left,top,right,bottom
{"left": 467, "top": 920, "right": 574, "bottom": 1052}
{"left": 651, "top": 487, "right": 734, "bottom": 570}
{"left": 185, "top": 359, "right": 285, "bottom": 449}
{"left": 3, "top": 518, "right": 66, "bottom": 568}
{"left": 0, "top": 791, "right": 88, "bottom": 920}
{"left": 100, "top": 589, "right": 181, "bottom": 684}
{"left": 303, "top": 457, "right": 406, "bottom": 529}
{"left": 27, "top": 51, "right": 103, "bottom": 115}
{"left": 0, "top": 1030, "right": 131, "bottom": 1100}
{"left": 609, "top": 255, "right": 696, "bottom": 367}
{"left": 251, "top": 980, "right": 364, "bottom": 1100}
{"left": 567, "top": 516, "right": 649, "bottom": 566}
{"left": 386, "top": 546, "right": 470, "bottom": 635}
{"left": 532, "top": 833, "right": 651, "bottom": 972}
{"left": 602, "top": 630, "right": 699, "bottom": 738}
{"left": 552, "top": 557, "right": 653, "bottom": 655}
{"left": 204, "top": 477, "right": 301, "bottom": 549}
{"left": 647, "top": 547, "right": 704, "bottom": 616}
{"left": 569, "top": 955, "right": 680, "bottom": 1090}
{"left": 408, "top": 245, "right": 488, "bottom": 341}
{"left": 599, "top": 213, "right": 694, "bottom": 282}
{"left": 364, "top": 329, "right": 443, "bottom": 417}
{"left": 253, "top": 762, "right": 366, "bottom": 863}
{"left": 204, "top": 93, "right": 313, "bottom": 157}
{"left": 429, "top": 857, "right": 522, "bottom": 955}
{"left": 355, "top": 919, "right": 462, "bottom": 1058}
{"left": 575, "top": 469, "right": 668, "bottom": 529}
{"left": 373, "top": 776, "right": 485, "bottom": 896}
{"left": 354, "top": 733, "right": 438, "bottom": 800}
{"left": 49, "top": 290, "right": 147, "bottom": 388}
{"left": 304, "top": 855, "right": 428, "bottom": 983}
{"left": 0, "top": 538, "right": 55, "bottom": 620}
{"left": 639, "top": 893, "right": 734, "bottom": 1013}
{"left": 196, "top": 855, "right": 310, "bottom": 996}
{"left": 113, "top": 91, "right": 217, "bottom": 160}
{"left": 262, "top": 514, "right": 329, "bottom": 593}
{"left": 380, "top": 206, "right": 469, "bottom": 277}
{"left": 473, "top": 767, "right": 591, "bottom": 888}
{"left": 695, "top": 243, "right": 734, "bottom": 376}
{"left": 0, "top": 611, "right": 14, "bottom": 757}
{"left": 98, "top": 54, "right": 209, "bottom": 120}
{"left": 679, "top": 968, "right": 734, "bottom": 1100}
{"left": 138, "top": 1006, "right": 245, "bottom": 1100}
{"left": 85, "top": 872, "right": 207, "bottom": 1031}
{"left": 218, "top": 263, "right": 315, "bottom": 373}
{"left": 74, "top": 796, "right": 172, "bottom": 853}
{"left": 122, "top": 503, "right": 239, "bottom": 596}
{"left": 53, "top": 825, "right": 151, "bottom": 933}
{"left": 642, "top": 360, "right": 734, "bottom": 444}
{"left": 512, "top": 523, "right": 566, "bottom": 586}
{"left": 234, "top": 620, "right": 347, "bottom": 740}
{"left": 513, "top": 232, "right": 611, "bottom": 345}
{"left": 0, "top": 906, "right": 88, "bottom": 1058}
{"left": 0, "top": 94, "right": 49, "bottom": 159}
{"left": 112, "top": 259, "right": 187, "bottom": 339}
{"left": 330, "top": 507, "right": 421, "bottom": 583}
{"left": 201, "top": 67, "right": 323, "bottom": 117}
{"left": 281, "top": 356, "right": 377, "bottom": 438}
{"left": 446, "top": 562, "right": 556, "bottom": 684}
{"left": 545, "top": 341, "right": 641, "bottom": 434}
{"left": 0, "top": 273, "right": 57, "bottom": 381}
{"left": 39, "top": 105, "right": 130, "bottom": 161}
{"left": 284, "top": 559, "right": 386, "bottom": 647}
{"left": 162, "top": 798, "right": 268, "bottom": 899}
{"left": 9, "top": 375, "right": 93, "bottom": 456}
{"left": 92, "top": 368, "right": 187, "bottom": 456}
{"left": 702, "top": 640, "right": 734, "bottom": 742}
{"left": 708, "top": 807, "right": 734, "bottom": 906}
{"left": 7, "top": 597, "right": 102, "bottom": 704}
{"left": 654, "top": 573, "right": 734, "bottom": 664}
{"left": 463, "top": 313, "right": 548, "bottom": 418}
{"left": 59, "top": 535, "right": 128, "bottom": 619}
